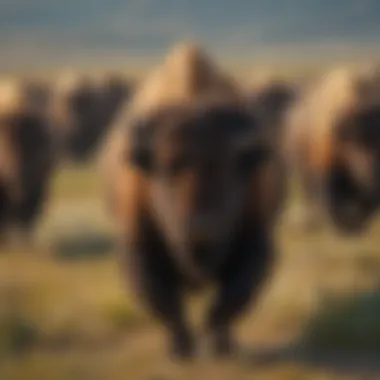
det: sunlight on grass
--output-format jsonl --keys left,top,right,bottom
{"left": 51, "top": 164, "right": 101, "bottom": 200}
{"left": 1, "top": 157, "right": 380, "bottom": 379}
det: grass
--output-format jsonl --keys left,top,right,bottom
{"left": 0, "top": 254, "right": 147, "bottom": 353}
{"left": 51, "top": 164, "right": 102, "bottom": 200}
{"left": 303, "top": 288, "right": 380, "bottom": 354}
{"left": 51, "top": 228, "right": 114, "bottom": 260}
{"left": 0, "top": 309, "right": 39, "bottom": 356}
{"left": 1, "top": 164, "right": 380, "bottom": 379}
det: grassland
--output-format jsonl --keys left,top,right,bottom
{"left": 1, "top": 165, "right": 380, "bottom": 380}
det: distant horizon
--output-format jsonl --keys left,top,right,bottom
{"left": 2, "top": 42, "right": 380, "bottom": 79}
{"left": 1, "top": 0, "right": 380, "bottom": 76}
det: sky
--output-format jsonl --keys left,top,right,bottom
{"left": 1, "top": 0, "right": 380, "bottom": 73}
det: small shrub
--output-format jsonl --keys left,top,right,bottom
{"left": 52, "top": 229, "right": 114, "bottom": 260}
{"left": 303, "top": 289, "right": 380, "bottom": 354}
{"left": 0, "top": 312, "right": 39, "bottom": 355}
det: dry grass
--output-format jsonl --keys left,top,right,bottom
{"left": 1, "top": 165, "right": 380, "bottom": 379}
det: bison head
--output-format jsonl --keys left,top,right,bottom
{"left": 328, "top": 105, "right": 380, "bottom": 233}
{"left": 126, "top": 99, "right": 271, "bottom": 275}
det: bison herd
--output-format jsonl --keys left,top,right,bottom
{"left": 0, "top": 71, "right": 135, "bottom": 243}
{"left": 2, "top": 42, "right": 380, "bottom": 360}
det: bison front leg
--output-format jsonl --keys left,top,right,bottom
{"left": 205, "top": 227, "right": 274, "bottom": 357}
{"left": 14, "top": 183, "right": 48, "bottom": 247}
{"left": 0, "top": 184, "right": 11, "bottom": 248}
{"left": 118, "top": 234, "right": 195, "bottom": 361}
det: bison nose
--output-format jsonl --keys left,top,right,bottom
{"left": 188, "top": 215, "right": 215, "bottom": 245}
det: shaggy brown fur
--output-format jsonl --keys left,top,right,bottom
{"left": 100, "top": 43, "right": 283, "bottom": 360}
{"left": 52, "top": 72, "right": 134, "bottom": 162}
{"left": 250, "top": 78, "right": 298, "bottom": 146}
{"left": 246, "top": 78, "right": 299, "bottom": 225}
{"left": 0, "top": 80, "right": 57, "bottom": 245}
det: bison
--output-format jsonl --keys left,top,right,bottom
{"left": 100, "top": 43, "right": 282, "bottom": 360}
{"left": 52, "top": 71, "right": 133, "bottom": 162}
{"left": 249, "top": 78, "right": 299, "bottom": 147}
{"left": 0, "top": 79, "right": 57, "bottom": 246}
{"left": 284, "top": 64, "right": 380, "bottom": 233}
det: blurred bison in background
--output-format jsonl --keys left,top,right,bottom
{"left": 23, "top": 79, "right": 52, "bottom": 111}
{"left": 248, "top": 77, "right": 299, "bottom": 148}
{"left": 100, "top": 42, "right": 282, "bottom": 360}
{"left": 0, "top": 79, "right": 57, "bottom": 246}
{"left": 252, "top": 79, "right": 298, "bottom": 142}
{"left": 247, "top": 77, "right": 299, "bottom": 224}
{"left": 284, "top": 64, "right": 380, "bottom": 233}
{"left": 97, "top": 73, "right": 134, "bottom": 123}
{"left": 52, "top": 71, "right": 134, "bottom": 162}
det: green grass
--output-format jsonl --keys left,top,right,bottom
{"left": 0, "top": 255, "right": 146, "bottom": 355}
{"left": 1, "top": 164, "right": 380, "bottom": 379}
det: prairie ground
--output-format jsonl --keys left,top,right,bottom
{"left": 1, "top": 165, "right": 380, "bottom": 380}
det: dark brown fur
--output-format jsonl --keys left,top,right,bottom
{"left": 324, "top": 105, "right": 380, "bottom": 233}
{"left": 107, "top": 97, "right": 281, "bottom": 359}
{"left": 0, "top": 108, "right": 56, "bottom": 243}
{"left": 95, "top": 75, "right": 135, "bottom": 154}
{"left": 248, "top": 82, "right": 296, "bottom": 224}
{"left": 57, "top": 74, "right": 134, "bottom": 162}
{"left": 250, "top": 81, "right": 298, "bottom": 146}
{"left": 284, "top": 67, "right": 380, "bottom": 233}
{"left": 23, "top": 80, "right": 52, "bottom": 111}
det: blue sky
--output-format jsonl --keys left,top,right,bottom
{"left": 1, "top": 0, "right": 380, "bottom": 72}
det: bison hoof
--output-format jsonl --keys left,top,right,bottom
{"left": 169, "top": 331, "right": 196, "bottom": 361}
{"left": 212, "top": 330, "right": 236, "bottom": 358}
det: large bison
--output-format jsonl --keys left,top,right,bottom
{"left": 52, "top": 71, "right": 133, "bottom": 162}
{"left": 0, "top": 79, "right": 57, "bottom": 245}
{"left": 100, "top": 43, "right": 282, "bottom": 359}
{"left": 284, "top": 65, "right": 380, "bottom": 233}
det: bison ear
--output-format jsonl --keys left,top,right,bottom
{"left": 127, "top": 117, "right": 156, "bottom": 173}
